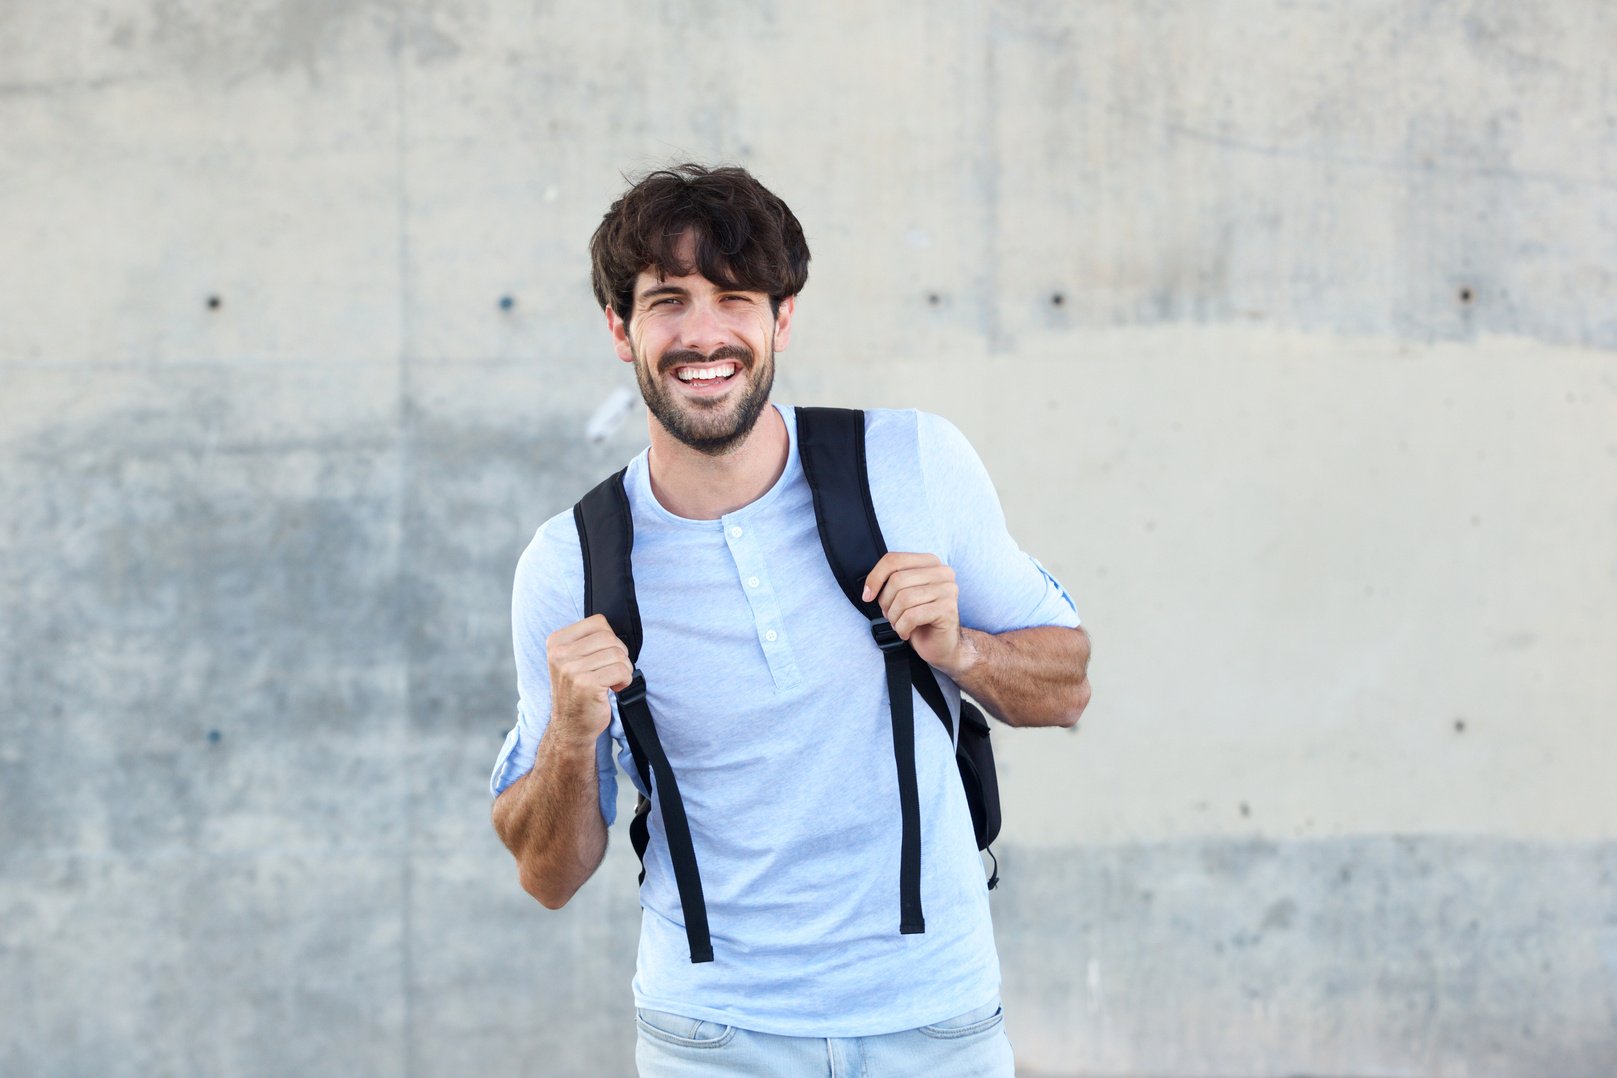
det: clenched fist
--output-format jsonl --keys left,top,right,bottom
{"left": 546, "top": 614, "right": 634, "bottom": 743}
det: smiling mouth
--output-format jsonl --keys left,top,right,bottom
{"left": 673, "top": 362, "right": 739, "bottom": 387}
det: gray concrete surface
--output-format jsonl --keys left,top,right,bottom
{"left": 3, "top": 2, "right": 1615, "bottom": 1076}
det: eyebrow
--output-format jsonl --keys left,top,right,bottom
{"left": 637, "top": 284, "right": 689, "bottom": 303}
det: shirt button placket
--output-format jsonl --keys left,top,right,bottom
{"left": 723, "top": 514, "right": 797, "bottom": 685}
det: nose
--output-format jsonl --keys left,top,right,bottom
{"left": 675, "top": 297, "right": 730, "bottom": 355}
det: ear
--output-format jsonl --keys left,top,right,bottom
{"left": 772, "top": 295, "right": 797, "bottom": 352}
{"left": 606, "top": 306, "right": 635, "bottom": 364}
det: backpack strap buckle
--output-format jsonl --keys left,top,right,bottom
{"left": 869, "top": 616, "right": 905, "bottom": 653}
{"left": 617, "top": 668, "right": 648, "bottom": 707}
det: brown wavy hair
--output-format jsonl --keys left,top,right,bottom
{"left": 589, "top": 164, "right": 810, "bottom": 324}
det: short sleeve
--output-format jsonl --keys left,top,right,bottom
{"left": 489, "top": 512, "right": 620, "bottom": 825}
{"left": 916, "top": 412, "right": 1081, "bottom": 634}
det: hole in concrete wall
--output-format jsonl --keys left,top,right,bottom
{"left": 206, "top": 295, "right": 221, "bottom": 310}
{"left": 1454, "top": 719, "right": 1466, "bottom": 733}
{"left": 1458, "top": 286, "right": 1474, "bottom": 304}
{"left": 926, "top": 292, "right": 941, "bottom": 306}
{"left": 1050, "top": 292, "right": 1065, "bottom": 307}
{"left": 498, "top": 295, "right": 516, "bottom": 311}
{"left": 1239, "top": 801, "right": 1251, "bottom": 817}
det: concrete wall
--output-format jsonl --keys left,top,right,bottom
{"left": 2, "top": 2, "right": 1614, "bottom": 1075}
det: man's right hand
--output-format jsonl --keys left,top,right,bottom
{"left": 546, "top": 614, "right": 634, "bottom": 742}
{"left": 494, "top": 614, "right": 626, "bottom": 909}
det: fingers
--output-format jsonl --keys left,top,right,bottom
{"left": 861, "top": 552, "right": 943, "bottom": 603}
{"left": 862, "top": 553, "right": 959, "bottom": 640}
{"left": 547, "top": 615, "right": 633, "bottom": 692}
{"left": 889, "top": 594, "right": 959, "bottom": 639}
{"left": 546, "top": 613, "right": 618, "bottom": 648}
{"left": 564, "top": 649, "right": 634, "bottom": 685}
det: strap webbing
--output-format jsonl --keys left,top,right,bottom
{"left": 615, "top": 674, "right": 713, "bottom": 962}
{"left": 796, "top": 408, "right": 885, "bottom": 611}
{"left": 575, "top": 473, "right": 713, "bottom": 963}
{"left": 799, "top": 406, "right": 928, "bottom": 935}
{"left": 875, "top": 622, "right": 925, "bottom": 933}
{"left": 908, "top": 650, "right": 954, "bottom": 741}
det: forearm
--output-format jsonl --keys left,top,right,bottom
{"left": 490, "top": 726, "right": 610, "bottom": 909}
{"left": 947, "top": 625, "right": 1091, "bottom": 728}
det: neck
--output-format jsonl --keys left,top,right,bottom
{"left": 645, "top": 404, "right": 790, "bottom": 520}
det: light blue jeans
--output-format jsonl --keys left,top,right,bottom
{"left": 634, "top": 1000, "right": 1015, "bottom": 1077}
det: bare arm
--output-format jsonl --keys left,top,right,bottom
{"left": 491, "top": 725, "right": 610, "bottom": 908}
{"left": 490, "top": 614, "right": 631, "bottom": 909}
{"left": 865, "top": 553, "right": 1092, "bottom": 729}
{"left": 947, "top": 624, "right": 1090, "bottom": 728}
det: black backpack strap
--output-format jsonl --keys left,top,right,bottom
{"left": 908, "top": 651, "right": 954, "bottom": 739}
{"left": 612, "top": 673, "right": 712, "bottom": 962}
{"left": 574, "top": 470, "right": 713, "bottom": 963}
{"left": 797, "top": 406, "right": 926, "bottom": 935}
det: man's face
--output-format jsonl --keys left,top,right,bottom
{"left": 608, "top": 237, "right": 795, "bottom": 456}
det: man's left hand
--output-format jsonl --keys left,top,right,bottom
{"left": 862, "top": 552, "right": 976, "bottom": 678}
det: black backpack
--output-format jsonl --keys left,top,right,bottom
{"left": 572, "top": 406, "right": 1000, "bottom": 964}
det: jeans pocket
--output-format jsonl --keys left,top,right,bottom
{"left": 635, "top": 1007, "right": 738, "bottom": 1049}
{"left": 918, "top": 1001, "right": 1004, "bottom": 1040}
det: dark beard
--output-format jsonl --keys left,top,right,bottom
{"left": 635, "top": 341, "right": 775, "bottom": 456}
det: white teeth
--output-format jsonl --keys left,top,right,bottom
{"left": 676, "top": 363, "right": 737, "bottom": 382}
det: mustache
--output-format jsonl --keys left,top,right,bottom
{"left": 658, "top": 344, "right": 754, "bottom": 376}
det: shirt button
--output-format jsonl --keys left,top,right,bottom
{"left": 746, "top": 576, "right": 760, "bottom": 589}
{"left": 765, "top": 629, "right": 778, "bottom": 642}
{"left": 729, "top": 526, "right": 743, "bottom": 538}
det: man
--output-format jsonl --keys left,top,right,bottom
{"left": 491, "top": 164, "right": 1090, "bottom": 1076}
